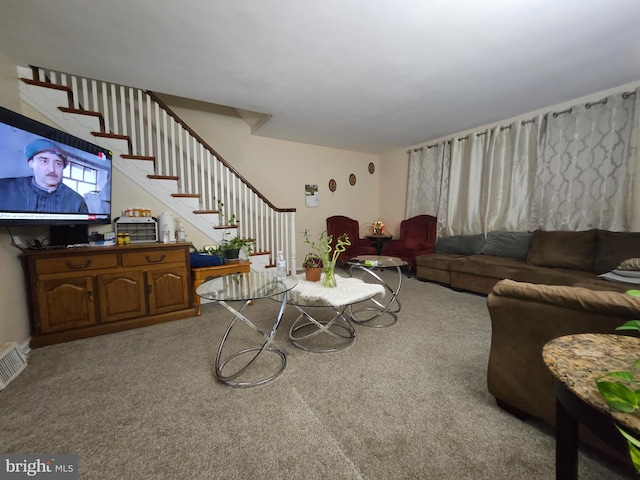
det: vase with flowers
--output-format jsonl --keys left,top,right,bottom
{"left": 371, "top": 219, "right": 385, "bottom": 236}
{"left": 303, "top": 229, "right": 351, "bottom": 288}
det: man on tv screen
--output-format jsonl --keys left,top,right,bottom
{"left": 0, "top": 138, "right": 88, "bottom": 213}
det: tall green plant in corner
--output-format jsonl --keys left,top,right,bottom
{"left": 595, "top": 289, "right": 640, "bottom": 472}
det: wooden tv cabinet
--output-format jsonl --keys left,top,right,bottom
{"left": 22, "top": 242, "right": 194, "bottom": 348}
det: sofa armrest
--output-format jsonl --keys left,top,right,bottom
{"left": 492, "top": 278, "right": 640, "bottom": 316}
{"left": 487, "top": 280, "right": 640, "bottom": 430}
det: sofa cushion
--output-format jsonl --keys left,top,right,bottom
{"left": 481, "top": 231, "right": 531, "bottom": 259}
{"left": 594, "top": 230, "right": 640, "bottom": 274}
{"left": 526, "top": 229, "right": 596, "bottom": 272}
{"left": 415, "top": 253, "right": 464, "bottom": 270}
{"left": 449, "top": 255, "right": 526, "bottom": 277}
{"left": 492, "top": 279, "right": 640, "bottom": 316}
{"left": 435, "top": 234, "right": 485, "bottom": 255}
{"left": 449, "top": 254, "right": 596, "bottom": 285}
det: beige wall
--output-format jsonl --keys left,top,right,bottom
{"left": 0, "top": 50, "right": 31, "bottom": 347}
{"left": 160, "top": 95, "right": 381, "bottom": 257}
{"left": 379, "top": 80, "right": 640, "bottom": 234}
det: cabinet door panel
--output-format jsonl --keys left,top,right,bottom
{"left": 97, "top": 270, "right": 147, "bottom": 322}
{"left": 147, "top": 266, "right": 190, "bottom": 315}
{"left": 37, "top": 277, "right": 96, "bottom": 333}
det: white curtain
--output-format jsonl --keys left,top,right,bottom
{"left": 530, "top": 89, "right": 639, "bottom": 231}
{"left": 407, "top": 89, "right": 639, "bottom": 236}
{"left": 444, "top": 117, "right": 540, "bottom": 236}
{"left": 446, "top": 133, "right": 487, "bottom": 235}
{"left": 483, "top": 118, "right": 541, "bottom": 232}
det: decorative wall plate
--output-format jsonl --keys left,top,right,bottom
{"left": 329, "top": 179, "right": 337, "bottom": 192}
{"left": 368, "top": 162, "right": 375, "bottom": 174}
{"left": 349, "top": 173, "right": 356, "bottom": 186}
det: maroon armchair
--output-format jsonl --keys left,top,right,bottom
{"left": 326, "top": 215, "right": 376, "bottom": 263}
{"left": 381, "top": 215, "right": 437, "bottom": 276}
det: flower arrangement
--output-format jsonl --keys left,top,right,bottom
{"left": 371, "top": 219, "right": 385, "bottom": 236}
{"left": 303, "top": 229, "right": 351, "bottom": 288}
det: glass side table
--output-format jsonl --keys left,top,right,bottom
{"left": 347, "top": 255, "right": 407, "bottom": 328}
{"left": 196, "top": 271, "right": 298, "bottom": 388}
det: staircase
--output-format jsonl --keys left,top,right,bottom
{"left": 17, "top": 65, "right": 297, "bottom": 271}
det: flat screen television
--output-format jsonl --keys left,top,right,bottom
{"left": 0, "top": 106, "right": 113, "bottom": 244}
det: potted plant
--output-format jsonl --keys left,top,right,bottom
{"left": 219, "top": 232, "right": 253, "bottom": 262}
{"left": 302, "top": 253, "right": 323, "bottom": 282}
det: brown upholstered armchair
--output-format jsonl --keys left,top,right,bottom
{"left": 381, "top": 215, "right": 437, "bottom": 276}
{"left": 326, "top": 215, "right": 376, "bottom": 263}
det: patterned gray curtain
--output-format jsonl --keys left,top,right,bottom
{"left": 405, "top": 142, "right": 450, "bottom": 236}
{"left": 529, "top": 89, "right": 639, "bottom": 231}
{"left": 406, "top": 89, "right": 639, "bottom": 236}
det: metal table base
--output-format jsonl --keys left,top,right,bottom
{"left": 348, "top": 256, "right": 405, "bottom": 328}
{"left": 289, "top": 303, "right": 356, "bottom": 353}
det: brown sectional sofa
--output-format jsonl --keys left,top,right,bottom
{"left": 487, "top": 279, "right": 640, "bottom": 465}
{"left": 416, "top": 229, "right": 640, "bottom": 294}
{"left": 416, "top": 228, "right": 640, "bottom": 465}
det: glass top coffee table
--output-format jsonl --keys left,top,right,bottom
{"left": 273, "top": 273, "right": 385, "bottom": 353}
{"left": 348, "top": 255, "right": 407, "bottom": 328}
{"left": 196, "top": 271, "right": 298, "bottom": 388}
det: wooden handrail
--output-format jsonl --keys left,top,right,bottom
{"left": 146, "top": 91, "right": 295, "bottom": 214}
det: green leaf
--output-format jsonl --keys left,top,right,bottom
{"left": 616, "top": 320, "right": 640, "bottom": 332}
{"left": 626, "top": 290, "right": 640, "bottom": 298}
{"left": 596, "top": 381, "right": 639, "bottom": 412}
{"left": 617, "top": 425, "right": 640, "bottom": 449}
{"left": 616, "top": 425, "right": 640, "bottom": 473}
{"left": 603, "top": 371, "right": 636, "bottom": 382}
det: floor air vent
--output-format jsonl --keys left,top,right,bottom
{"left": 0, "top": 343, "right": 27, "bottom": 390}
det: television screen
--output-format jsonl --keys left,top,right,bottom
{"left": 0, "top": 106, "right": 112, "bottom": 227}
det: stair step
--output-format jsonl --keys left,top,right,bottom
{"left": 121, "top": 154, "right": 155, "bottom": 161}
{"left": 21, "top": 78, "right": 73, "bottom": 105}
{"left": 58, "top": 107, "right": 105, "bottom": 131}
{"left": 213, "top": 225, "right": 238, "bottom": 229}
{"left": 91, "top": 131, "right": 132, "bottom": 153}
{"left": 148, "top": 175, "right": 179, "bottom": 181}
{"left": 193, "top": 210, "right": 222, "bottom": 214}
{"left": 171, "top": 193, "right": 200, "bottom": 198}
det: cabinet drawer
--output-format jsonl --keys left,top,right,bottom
{"left": 35, "top": 254, "right": 118, "bottom": 275}
{"left": 122, "top": 249, "right": 186, "bottom": 267}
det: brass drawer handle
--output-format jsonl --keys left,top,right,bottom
{"left": 65, "top": 259, "right": 92, "bottom": 270}
{"left": 145, "top": 254, "right": 166, "bottom": 263}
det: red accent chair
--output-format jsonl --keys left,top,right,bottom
{"left": 381, "top": 215, "right": 437, "bottom": 277}
{"left": 326, "top": 215, "right": 376, "bottom": 263}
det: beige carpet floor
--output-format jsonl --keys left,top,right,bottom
{"left": 0, "top": 270, "right": 635, "bottom": 479}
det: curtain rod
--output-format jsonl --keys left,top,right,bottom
{"left": 407, "top": 89, "right": 637, "bottom": 154}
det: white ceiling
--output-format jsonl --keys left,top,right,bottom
{"left": 1, "top": 0, "right": 640, "bottom": 154}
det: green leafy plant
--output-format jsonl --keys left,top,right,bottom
{"left": 595, "top": 289, "right": 640, "bottom": 472}
{"left": 219, "top": 231, "right": 253, "bottom": 257}
{"left": 302, "top": 252, "right": 323, "bottom": 269}
{"left": 303, "top": 229, "right": 350, "bottom": 287}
